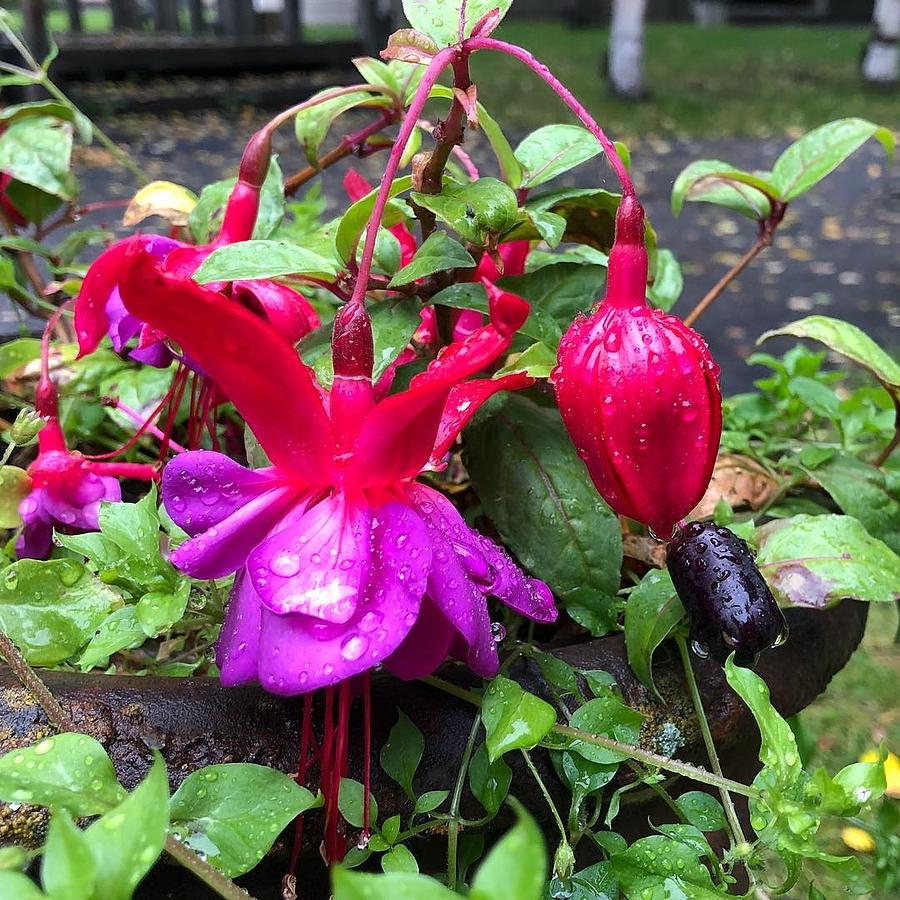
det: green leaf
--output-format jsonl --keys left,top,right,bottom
{"left": 565, "top": 694, "right": 644, "bottom": 765}
{"left": 755, "top": 514, "right": 900, "bottom": 608}
{"left": 170, "top": 763, "right": 320, "bottom": 877}
{"left": 41, "top": 811, "right": 95, "bottom": 900}
{"left": 100, "top": 365, "right": 175, "bottom": 433}
{"left": 379, "top": 711, "right": 424, "bottom": 799}
{"left": 3, "top": 180, "right": 63, "bottom": 224}
{"left": 771, "top": 118, "right": 895, "bottom": 201}
{"left": 77, "top": 607, "right": 147, "bottom": 672}
{"left": 0, "top": 337, "right": 41, "bottom": 377}
{"left": 0, "top": 117, "right": 76, "bottom": 201}
{"left": 388, "top": 231, "right": 474, "bottom": 287}
{"left": 465, "top": 394, "right": 623, "bottom": 634}
{"left": 83, "top": 753, "right": 168, "bottom": 900}
{"left": 468, "top": 743, "right": 512, "bottom": 815}
{"left": 0, "top": 100, "right": 91, "bottom": 143}
{"left": 500, "top": 262, "right": 606, "bottom": 347}
{"left": 624, "top": 570, "right": 685, "bottom": 700}
{"left": 413, "top": 790, "right": 449, "bottom": 815}
{"left": 470, "top": 803, "right": 546, "bottom": 900}
{"left": 194, "top": 240, "right": 338, "bottom": 283}
{"left": 98, "top": 488, "right": 160, "bottom": 561}
{"left": 647, "top": 249, "right": 683, "bottom": 311}
{"left": 402, "top": 0, "right": 512, "bottom": 46}
{"left": 332, "top": 868, "right": 455, "bottom": 900}
{"left": 671, "top": 160, "right": 774, "bottom": 219}
{"left": 54, "top": 531, "right": 122, "bottom": 573}
{"left": 0, "top": 560, "right": 120, "bottom": 665}
{"left": 788, "top": 376, "right": 840, "bottom": 419}
{"left": 353, "top": 57, "right": 401, "bottom": 94}
{"left": 758, "top": 315, "right": 900, "bottom": 394}
{"left": 803, "top": 454, "right": 900, "bottom": 555}
{"left": 0, "top": 872, "right": 45, "bottom": 900}
{"left": 136, "top": 579, "right": 190, "bottom": 636}
{"left": 514, "top": 125, "right": 601, "bottom": 189}
{"left": 335, "top": 176, "right": 413, "bottom": 264}
{"left": 295, "top": 89, "right": 390, "bottom": 167}
{"left": 481, "top": 676, "right": 556, "bottom": 762}
{"left": 187, "top": 156, "right": 284, "bottom": 243}
{"left": 725, "top": 657, "right": 801, "bottom": 784}
{"left": 0, "top": 466, "right": 30, "bottom": 528}
{"left": 411, "top": 178, "right": 518, "bottom": 245}
{"left": 381, "top": 845, "right": 418, "bottom": 874}
{"left": 338, "top": 778, "right": 379, "bottom": 829}
{"left": 0, "top": 733, "right": 123, "bottom": 815}
{"left": 675, "top": 792, "right": 728, "bottom": 833}
{"left": 609, "top": 835, "right": 719, "bottom": 898}
{"left": 494, "top": 342, "right": 556, "bottom": 379}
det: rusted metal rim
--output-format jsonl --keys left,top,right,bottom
{"left": 0, "top": 601, "right": 868, "bottom": 870}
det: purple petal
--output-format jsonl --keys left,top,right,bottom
{"left": 247, "top": 493, "right": 371, "bottom": 623}
{"left": 129, "top": 341, "right": 174, "bottom": 368}
{"left": 253, "top": 500, "right": 432, "bottom": 694}
{"left": 105, "top": 288, "right": 142, "bottom": 352}
{"left": 407, "top": 485, "right": 499, "bottom": 678}
{"left": 385, "top": 597, "right": 455, "bottom": 681}
{"left": 162, "top": 451, "right": 285, "bottom": 536}
{"left": 476, "top": 535, "right": 558, "bottom": 623}
{"left": 16, "top": 490, "right": 53, "bottom": 559}
{"left": 43, "top": 472, "right": 121, "bottom": 532}
{"left": 216, "top": 571, "right": 263, "bottom": 687}
{"left": 171, "top": 486, "right": 301, "bottom": 580}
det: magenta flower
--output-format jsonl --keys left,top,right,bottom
{"left": 17, "top": 418, "right": 157, "bottom": 559}
{"left": 120, "top": 248, "right": 557, "bottom": 695}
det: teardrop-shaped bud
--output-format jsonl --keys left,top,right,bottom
{"left": 553, "top": 195, "right": 721, "bottom": 538}
{"left": 667, "top": 521, "right": 788, "bottom": 667}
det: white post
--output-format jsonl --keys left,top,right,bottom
{"left": 608, "top": 0, "right": 648, "bottom": 98}
{"left": 862, "top": 0, "right": 899, "bottom": 84}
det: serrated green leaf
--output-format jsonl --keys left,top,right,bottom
{"left": 98, "top": 487, "right": 160, "bottom": 561}
{"left": 0, "top": 559, "right": 120, "bottom": 665}
{"left": 771, "top": 117, "right": 895, "bottom": 201}
{"left": 388, "top": 231, "right": 474, "bottom": 287}
{"left": 170, "top": 763, "right": 320, "bottom": 877}
{"left": 755, "top": 514, "right": 900, "bottom": 608}
{"left": 411, "top": 178, "right": 518, "bottom": 245}
{"left": 624, "top": 569, "right": 685, "bottom": 700}
{"left": 402, "top": 0, "right": 512, "bottom": 47}
{"left": 83, "top": 753, "right": 168, "bottom": 900}
{"left": 481, "top": 676, "right": 556, "bottom": 761}
{"left": 465, "top": 394, "right": 622, "bottom": 634}
{"left": 514, "top": 125, "right": 601, "bottom": 189}
{"left": 194, "top": 240, "right": 338, "bottom": 283}
{"left": 0, "top": 733, "right": 123, "bottom": 815}
{"left": 379, "top": 710, "right": 424, "bottom": 800}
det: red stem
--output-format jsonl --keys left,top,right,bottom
{"left": 361, "top": 671, "right": 372, "bottom": 843}
{"left": 464, "top": 36, "right": 636, "bottom": 197}
{"left": 350, "top": 47, "right": 458, "bottom": 306}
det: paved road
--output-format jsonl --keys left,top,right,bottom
{"left": 5, "top": 114, "right": 897, "bottom": 394}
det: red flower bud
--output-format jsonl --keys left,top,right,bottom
{"left": 553, "top": 195, "right": 722, "bottom": 538}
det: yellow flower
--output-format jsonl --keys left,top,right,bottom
{"left": 859, "top": 750, "right": 900, "bottom": 799}
{"left": 841, "top": 827, "right": 875, "bottom": 853}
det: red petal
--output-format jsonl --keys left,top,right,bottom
{"left": 343, "top": 169, "right": 373, "bottom": 203}
{"left": 74, "top": 237, "right": 136, "bottom": 356}
{"left": 119, "top": 247, "right": 336, "bottom": 481}
{"left": 345, "top": 282, "right": 529, "bottom": 486}
{"left": 429, "top": 372, "right": 534, "bottom": 466}
{"left": 232, "top": 280, "right": 321, "bottom": 344}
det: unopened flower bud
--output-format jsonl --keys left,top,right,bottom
{"left": 553, "top": 195, "right": 722, "bottom": 538}
{"left": 9, "top": 408, "right": 44, "bottom": 445}
{"left": 553, "top": 840, "right": 576, "bottom": 880}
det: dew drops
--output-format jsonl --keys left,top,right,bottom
{"left": 340, "top": 634, "right": 368, "bottom": 661}
{"left": 690, "top": 639, "right": 709, "bottom": 659}
{"left": 270, "top": 553, "right": 301, "bottom": 578}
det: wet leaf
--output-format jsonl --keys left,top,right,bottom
{"left": 755, "top": 514, "right": 900, "bottom": 608}
{"left": 675, "top": 792, "right": 728, "bottom": 833}
{"left": 0, "top": 117, "right": 76, "bottom": 201}
{"left": 380, "top": 710, "right": 424, "bottom": 800}
{"left": 0, "top": 466, "right": 30, "bottom": 528}
{"left": 388, "top": 231, "right": 474, "bottom": 287}
{"left": 647, "top": 248, "right": 683, "bottom": 311}
{"left": 689, "top": 453, "right": 779, "bottom": 521}
{"left": 77, "top": 607, "right": 146, "bottom": 672}
{"left": 624, "top": 569, "right": 685, "bottom": 700}
{"left": 194, "top": 240, "right": 338, "bottom": 283}
{"left": 41, "top": 810, "right": 95, "bottom": 899}
{"left": 468, "top": 743, "right": 512, "bottom": 815}
{"left": 481, "top": 676, "right": 556, "bottom": 762}
{"left": 170, "top": 763, "right": 320, "bottom": 877}
{"left": 514, "top": 125, "right": 601, "bottom": 189}
{"left": 338, "top": 778, "right": 379, "bottom": 829}
{"left": 771, "top": 118, "right": 895, "bottom": 201}
{"left": 565, "top": 694, "right": 644, "bottom": 765}
{"left": 609, "top": 834, "right": 719, "bottom": 898}
{"left": 411, "top": 178, "right": 518, "bottom": 245}
{"left": 335, "top": 176, "right": 413, "bottom": 264}
{"left": 332, "top": 868, "right": 455, "bottom": 900}
{"left": 98, "top": 487, "right": 161, "bottom": 561}
{"left": 494, "top": 341, "right": 556, "bottom": 379}
{"left": 402, "top": 0, "right": 513, "bottom": 47}
{"left": 0, "top": 560, "right": 120, "bottom": 665}
{"left": 83, "top": 753, "right": 168, "bottom": 900}
{"left": 122, "top": 180, "right": 197, "bottom": 228}
{"left": 0, "top": 733, "right": 123, "bottom": 815}
{"left": 470, "top": 803, "right": 546, "bottom": 900}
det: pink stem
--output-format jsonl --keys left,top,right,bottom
{"left": 109, "top": 399, "right": 188, "bottom": 454}
{"left": 350, "top": 47, "right": 458, "bottom": 306}
{"left": 464, "top": 36, "right": 636, "bottom": 197}
{"left": 90, "top": 461, "right": 159, "bottom": 481}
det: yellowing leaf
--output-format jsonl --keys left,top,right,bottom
{"left": 123, "top": 180, "right": 197, "bottom": 227}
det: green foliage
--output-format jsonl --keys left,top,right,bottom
{"left": 410, "top": 178, "right": 519, "bottom": 245}
{"left": 380, "top": 710, "right": 425, "bottom": 799}
{"left": 481, "top": 676, "right": 556, "bottom": 761}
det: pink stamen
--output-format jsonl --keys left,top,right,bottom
{"left": 103, "top": 398, "right": 188, "bottom": 454}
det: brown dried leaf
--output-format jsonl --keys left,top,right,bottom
{"left": 690, "top": 453, "right": 779, "bottom": 520}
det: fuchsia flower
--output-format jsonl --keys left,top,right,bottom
{"left": 75, "top": 133, "right": 320, "bottom": 368}
{"left": 119, "top": 248, "right": 557, "bottom": 695}
{"left": 553, "top": 195, "right": 722, "bottom": 538}
{"left": 17, "top": 415, "right": 157, "bottom": 560}
{"left": 0, "top": 173, "right": 27, "bottom": 228}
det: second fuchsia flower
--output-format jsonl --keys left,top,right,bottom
{"left": 553, "top": 195, "right": 722, "bottom": 538}
{"left": 119, "top": 248, "right": 557, "bottom": 695}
